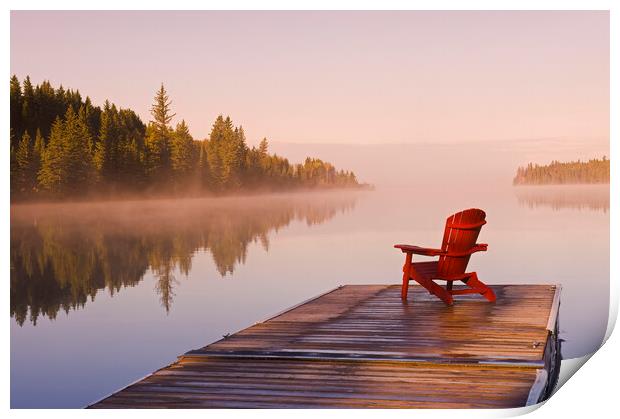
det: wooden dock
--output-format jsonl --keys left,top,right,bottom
{"left": 90, "top": 284, "right": 561, "bottom": 409}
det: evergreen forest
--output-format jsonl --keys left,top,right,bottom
{"left": 10, "top": 76, "right": 362, "bottom": 200}
{"left": 513, "top": 157, "right": 610, "bottom": 185}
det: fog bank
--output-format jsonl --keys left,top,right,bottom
{"left": 271, "top": 138, "right": 609, "bottom": 189}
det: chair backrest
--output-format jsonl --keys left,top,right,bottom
{"left": 437, "top": 208, "right": 486, "bottom": 277}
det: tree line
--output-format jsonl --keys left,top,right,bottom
{"left": 513, "top": 157, "right": 610, "bottom": 185}
{"left": 10, "top": 76, "right": 362, "bottom": 200}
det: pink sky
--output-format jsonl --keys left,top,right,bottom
{"left": 11, "top": 11, "right": 609, "bottom": 147}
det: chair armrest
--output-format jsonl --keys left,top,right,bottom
{"left": 445, "top": 243, "right": 488, "bottom": 257}
{"left": 474, "top": 243, "right": 488, "bottom": 252}
{"left": 394, "top": 244, "right": 445, "bottom": 256}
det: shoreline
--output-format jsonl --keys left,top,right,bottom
{"left": 10, "top": 184, "right": 374, "bottom": 207}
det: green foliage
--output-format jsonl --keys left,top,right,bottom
{"left": 207, "top": 118, "right": 247, "bottom": 189}
{"left": 37, "top": 118, "right": 65, "bottom": 194}
{"left": 11, "top": 75, "right": 97, "bottom": 143}
{"left": 94, "top": 101, "right": 147, "bottom": 191}
{"left": 94, "top": 100, "right": 116, "bottom": 180}
{"left": 15, "top": 131, "right": 34, "bottom": 194}
{"left": 38, "top": 108, "right": 95, "bottom": 196}
{"left": 10, "top": 75, "right": 362, "bottom": 200}
{"left": 10, "top": 76, "right": 22, "bottom": 146}
{"left": 14, "top": 128, "right": 45, "bottom": 197}
{"left": 147, "top": 83, "right": 175, "bottom": 181}
{"left": 10, "top": 130, "right": 18, "bottom": 194}
{"left": 513, "top": 157, "right": 610, "bottom": 185}
{"left": 151, "top": 83, "right": 176, "bottom": 129}
{"left": 170, "top": 120, "right": 197, "bottom": 188}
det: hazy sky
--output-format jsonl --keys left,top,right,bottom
{"left": 11, "top": 11, "right": 609, "bottom": 146}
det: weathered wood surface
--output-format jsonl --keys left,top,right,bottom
{"left": 192, "top": 284, "right": 557, "bottom": 363}
{"left": 90, "top": 284, "right": 560, "bottom": 409}
{"left": 92, "top": 357, "right": 540, "bottom": 409}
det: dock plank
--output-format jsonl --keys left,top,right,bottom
{"left": 193, "top": 285, "right": 556, "bottom": 363}
{"left": 92, "top": 357, "right": 539, "bottom": 409}
{"left": 90, "top": 284, "right": 560, "bottom": 409}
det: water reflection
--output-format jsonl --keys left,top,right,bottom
{"left": 10, "top": 193, "right": 358, "bottom": 325}
{"left": 10, "top": 186, "right": 609, "bottom": 408}
{"left": 514, "top": 185, "right": 609, "bottom": 212}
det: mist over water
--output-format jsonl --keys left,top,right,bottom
{"left": 10, "top": 183, "right": 609, "bottom": 408}
{"left": 514, "top": 185, "right": 609, "bottom": 212}
{"left": 9, "top": 9, "right": 610, "bottom": 409}
{"left": 10, "top": 193, "right": 359, "bottom": 323}
{"left": 271, "top": 138, "right": 609, "bottom": 188}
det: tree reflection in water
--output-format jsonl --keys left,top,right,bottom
{"left": 11, "top": 193, "right": 358, "bottom": 325}
{"left": 514, "top": 185, "right": 609, "bottom": 213}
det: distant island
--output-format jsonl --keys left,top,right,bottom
{"left": 10, "top": 76, "right": 367, "bottom": 201}
{"left": 513, "top": 157, "right": 610, "bottom": 185}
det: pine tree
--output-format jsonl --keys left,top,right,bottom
{"left": 78, "top": 104, "right": 95, "bottom": 154}
{"left": 257, "top": 137, "right": 272, "bottom": 182}
{"left": 219, "top": 116, "right": 237, "bottom": 188}
{"left": 170, "top": 120, "right": 196, "bottom": 186}
{"left": 21, "top": 77, "right": 34, "bottom": 133}
{"left": 10, "top": 129, "right": 18, "bottom": 195}
{"left": 10, "top": 75, "right": 22, "bottom": 144}
{"left": 206, "top": 115, "right": 226, "bottom": 190}
{"left": 15, "top": 131, "right": 32, "bottom": 194}
{"left": 151, "top": 84, "right": 176, "bottom": 129}
{"left": 198, "top": 140, "right": 212, "bottom": 190}
{"left": 244, "top": 147, "right": 262, "bottom": 188}
{"left": 82, "top": 96, "right": 101, "bottom": 139}
{"left": 209, "top": 117, "right": 248, "bottom": 190}
{"left": 32, "top": 129, "right": 45, "bottom": 191}
{"left": 65, "top": 106, "right": 95, "bottom": 193}
{"left": 258, "top": 137, "right": 269, "bottom": 156}
{"left": 116, "top": 107, "right": 147, "bottom": 188}
{"left": 147, "top": 84, "right": 175, "bottom": 181}
{"left": 38, "top": 108, "right": 95, "bottom": 196}
{"left": 38, "top": 117, "right": 65, "bottom": 194}
{"left": 94, "top": 100, "right": 118, "bottom": 184}
{"left": 145, "top": 123, "right": 164, "bottom": 182}
{"left": 225, "top": 125, "right": 247, "bottom": 188}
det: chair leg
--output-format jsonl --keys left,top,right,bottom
{"left": 401, "top": 271, "right": 409, "bottom": 300}
{"left": 401, "top": 253, "right": 413, "bottom": 301}
{"left": 464, "top": 272, "right": 496, "bottom": 302}
{"left": 411, "top": 270, "right": 453, "bottom": 305}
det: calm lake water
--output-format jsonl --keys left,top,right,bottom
{"left": 10, "top": 185, "right": 609, "bottom": 408}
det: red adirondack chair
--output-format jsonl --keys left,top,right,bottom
{"left": 395, "top": 208, "right": 496, "bottom": 305}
